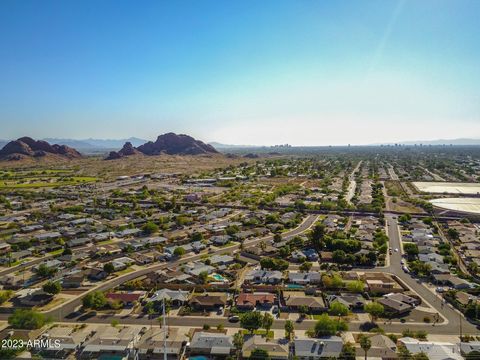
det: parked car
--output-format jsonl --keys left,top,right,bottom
{"left": 228, "top": 315, "right": 240, "bottom": 322}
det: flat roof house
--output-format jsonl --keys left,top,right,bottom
{"left": 189, "top": 331, "right": 233, "bottom": 357}
{"left": 294, "top": 337, "right": 344, "bottom": 359}
{"left": 80, "top": 326, "right": 142, "bottom": 359}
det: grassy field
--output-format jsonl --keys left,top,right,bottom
{"left": 0, "top": 176, "right": 98, "bottom": 189}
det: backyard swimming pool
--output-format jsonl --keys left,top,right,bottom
{"left": 211, "top": 273, "right": 227, "bottom": 282}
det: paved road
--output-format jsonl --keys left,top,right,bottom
{"left": 345, "top": 161, "right": 362, "bottom": 204}
{"left": 381, "top": 214, "right": 477, "bottom": 335}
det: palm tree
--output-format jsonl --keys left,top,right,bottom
{"left": 359, "top": 335, "right": 371, "bottom": 360}
{"left": 262, "top": 313, "right": 274, "bottom": 340}
{"left": 233, "top": 331, "right": 244, "bottom": 360}
{"left": 284, "top": 320, "right": 294, "bottom": 340}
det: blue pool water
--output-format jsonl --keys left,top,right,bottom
{"left": 286, "top": 283, "right": 304, "bottom": 289}
{"left": 190, "top": 356, "right": 209, "bottom": 360}
{"left": 211, "top": 273, "right": 226, "bottom": 281}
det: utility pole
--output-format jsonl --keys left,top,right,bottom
{"left": 163, "top": 298, "right": 167, "bottom": 360}
{"left": 459, "top": 312, "right": 463, "bottom": 340}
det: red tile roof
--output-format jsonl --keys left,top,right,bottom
{"left": 237, "top": 292, "right": 275, "bottom": 306}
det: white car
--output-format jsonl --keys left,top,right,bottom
{"left": 436, "top": 287, "right": 445, "bottom": 293}
{"left": 400, "top": 260, "right": 405, "bottom": 265}
{"left": 394, "top": 248, "right": 399, "bottom": 252}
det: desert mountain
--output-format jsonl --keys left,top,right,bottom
{"left": 106, "top": 133, "right": 218, "bottom": 159}
{"left": 0, "top": 137, "right": 82, "bottom": 161}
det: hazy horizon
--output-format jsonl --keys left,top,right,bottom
{"left": 1, "top": 0, "right": 479, "bottom": 145}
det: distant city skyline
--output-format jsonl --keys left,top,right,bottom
{"left": 1, "top": 0, "right": 479, "bottom": 145}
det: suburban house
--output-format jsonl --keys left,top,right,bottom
{"left": 36, "top": 326, "right": 92, "bottom": 358}
{"left": 244, "top": 270, "right": 283, "bottom": 284}
{"left": 294, "top": 337, "right": 344, "bottom": 359}
{"left": 283, "top": 295, "right": 327, "bottom": 313}
{"left": 326, "top": 294, "right": 365, "bottom": 310}
{"left": 288, "top": 271, "right": 321, "bottom": 285}
{"left": 397, "top": 337, "right": 463, "bottom": 360}
{"left": 236, "top": 292, "right": 276, "bottom": 310}
{"left": 242, "top": 336, "right": 289, "bottom": 360}
{"left": 189, "top": 331, "right": 234, "bottom": 356}
{"left": 377, "top": 293, "right": 419, "bottom": 316}
{"left": 147, "top": 289, "right": 190, "bottom": 307}
{"left": 432, "top": 274, "right": 473, "bottom": 290}
{"left": 80, "top": 326, "right": 142, "bottom": 359}
{"left": 17, "top": 288, "right": 53, "bottom": 307}
{"left": 136, "top": 327, "right": 186, "bottom": 360}
{"left": 189, "top": 294, "right": 228, "bottom": 311}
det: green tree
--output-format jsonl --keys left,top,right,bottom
{"left": 340, "top": 343, "right": 356, "bottom": 360}
{"left": 103, "top": 262, "right": 115, "bottom": 274}
{"left": 82, "top": 291, "right": 107, "bottom": 310}
{"left": 397, "top": 345, "right": 412, "bottom": 360}
{"left": 310, "top": 223, "right": 325, "bottom": 250}
{"left": 298, "top": 305, "right": 309, "bottom": 318}
{"left": 143, "top": 221, "right": 159, "bottom": 235}
{"left": 332, "top": 249, "right": 346, "bottom": 263}
{"left": 359, "top": 335, "right": 372, "bottom": 360}
{"left": 42, "top": 281, "right": 62, "bottom": 295}
{"left": 329, "top": 301, "right": 349, "bottom": 317}
{"left": 173, "top": 246, "right": 185, "bottom": 257}
{"left": 233, "top": 331, "right": 244, "bottom": 360}
{"left": 447, "top": 228, "right": 459, "bottom": 240}
{"left": 241, "top": 311, "right": 263, "bottom": 334}
{"left": 0, "top": 290, "right": 14, "bottom": 305}
{"left": 403, "top": 243, "right": 419, "bottom": 259}
{"left": 364, "top": 302, "right": 384, "bottom": 322}
{"left": 284, "top": 320, "right": 294, "bottom": 340}
{"left": 273, "top": 233, "right": 282, "bottom": 243}
{"left": 37, "top": 263, "right": 57, "bottom": 278}
{"left": 466, "top": 351, "right": 480, "bottom": 360}
{"left": 191, "top": 232, "right": 204, "bottom": 242}
{"left": 346, "top": 280, "right": 365, "bottom": 293}
{"left": 313, "top": 314, "right": 348, "bottom": 336}
{"left": 262, "top": 313, "right": 274, "bottom": 337}
{"left": 250, "top": 348, "right": 270, "bottom": 360}
{"left": 8, "top": 309, "right": 48, "bottom": 329}
{"left": 199, "top": 271, "right": 209, "bottom": 284}
{"left": 299, "top": 261, "right": 312, "bottom": 272}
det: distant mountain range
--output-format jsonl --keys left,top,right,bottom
{"left": 1, "top": 137, "right": 479, "bottom": 153}
{"left": 43, "top": 137, "right": 148, "bottom": 150}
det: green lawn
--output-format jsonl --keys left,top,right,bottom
{"left": 0, "top": 176, "right": 97, "bottom": 189}
{"left": 47, "top": 249, "right": 64, "bottom": 256}
{"left": 241, "top": 330, "right": 274, "bottom": 339}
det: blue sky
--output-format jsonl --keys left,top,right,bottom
{"left": 0, "top": 0, "right": 479, "bottom": 145}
